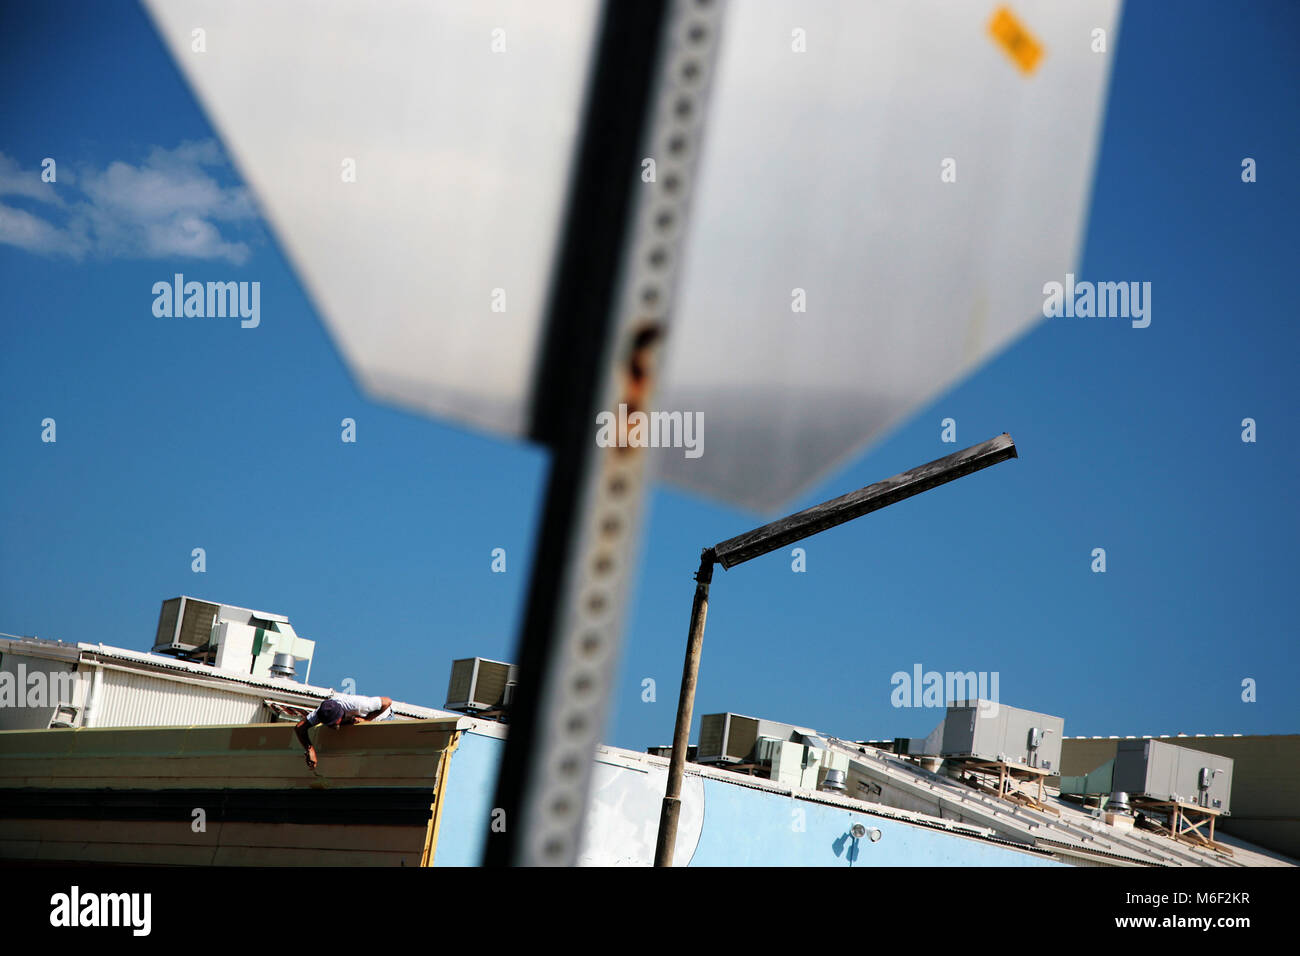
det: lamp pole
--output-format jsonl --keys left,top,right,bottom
{"left": 653, "top": 547, "right": 715, "bottom": 868}
{"left": 653, "top": 433, "right": 1018, "bottom": 866}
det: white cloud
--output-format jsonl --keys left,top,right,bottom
{"left": 0, "top": 141, "right": 258, "bottom": 264}
{"left": 0, "top": 153, "right": 67, "bottom": 206}
{"left": 0, "top": 202, "right": 85, "bottom": 257}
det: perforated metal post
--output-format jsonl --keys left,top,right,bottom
{"left": 486, "top": 0, "right": 726, "bottom": 866}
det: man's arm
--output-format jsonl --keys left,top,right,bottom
{"left": 295, "top": 719, "right": 317, "bottom": 768}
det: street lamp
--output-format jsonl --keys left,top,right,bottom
{"left": 653, "top": 433, "right": 1018, "bottom": 866}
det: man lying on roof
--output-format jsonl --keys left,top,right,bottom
{"left": 296, "top": 693, "right": 394, "bottom": 769}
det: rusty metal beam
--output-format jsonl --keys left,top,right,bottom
{"left": 712, "top": 433, "right": 1018, "bottom": 570}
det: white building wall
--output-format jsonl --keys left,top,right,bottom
{"left": 95, "top": 669, "right": 267, "bottom": 727}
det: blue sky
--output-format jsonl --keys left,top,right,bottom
{"left": 1, "top": 0, "right": 1297, "bottom": 752}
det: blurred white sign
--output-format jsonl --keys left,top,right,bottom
{"left": 145, "top": 0, "right": 1121, "bottom": 512}
{"left": 654, "top": 0, "right": 1121, "bottom": 510}
{"left": 144, "top": 0, "right": 600, "bottom": 436}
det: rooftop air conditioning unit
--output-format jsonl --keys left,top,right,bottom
{"left": 913, "top": 700, "right": 1066, "bottom": 770}
{"left": 697, "top": 713, "right": 810, "bottom": 765}
{"left": 698, "top": 713, "right": 761, "bottom": 764}
{"left": 445, "top": 657, "right": 517, "bottom": 714}
{"left": 152, "top": 596, "right": 221, "bottom": 655}
{"left": 1113, "top": 739, "right": 1233, "bottom": 814}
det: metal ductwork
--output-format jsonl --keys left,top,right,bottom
{"left": 270, "top": 653, "right": 296, "bottom": 678}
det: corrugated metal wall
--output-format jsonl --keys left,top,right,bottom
{"left": 95, "top": 669, "right": 265, "bottom": 727}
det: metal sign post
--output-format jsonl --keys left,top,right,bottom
{"left": 486, "top": 0, "right": 726, "bottom": 866}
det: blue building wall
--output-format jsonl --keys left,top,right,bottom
{"left": 689, "top": 778, "right": 1062, "bottom": 866}
{"left": 434, "top": 731, "right": 501, "bottom": 866}
{"left": 433, "top": 731, "right": 1062, "bottom": 867}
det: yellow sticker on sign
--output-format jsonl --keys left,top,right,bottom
{"left": 989, "top": 6, "right": 1044, "bottom": 75}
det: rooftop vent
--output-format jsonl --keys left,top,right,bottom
{"left": 820, "top": 769, "right": 847, "bottom": 793}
